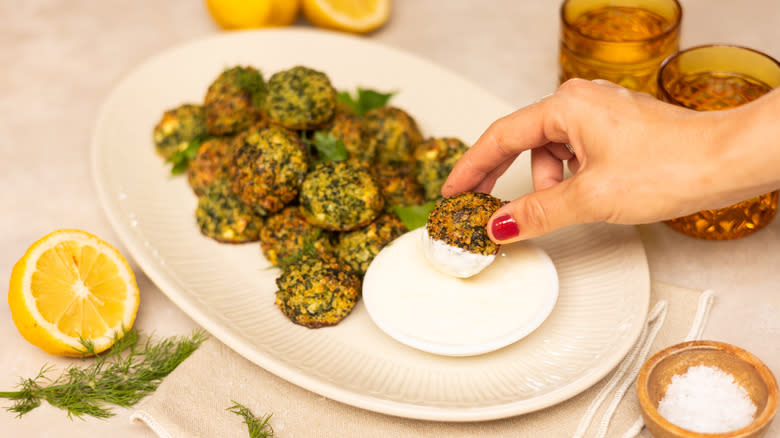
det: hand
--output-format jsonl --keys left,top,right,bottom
{"left": 442, "top": 78, "right": 779, "bottom": 243}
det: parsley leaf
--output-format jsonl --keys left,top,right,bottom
{"left": 302, "top": 131, "right": 348, "bottom": 163}
{"left": 337, "top": 87, "right": 396, "bottom": 116}
{"left": 167, "top": 136, "right": 206, "bottom": 175}
{"left": 392, "top": 200, "right": 439, "bottom": 231}
{"left": 336, "top": 91, "right": 359, "bottom": 114}
{"left": 356, "top": 88, "right": 396, "bottom": 112}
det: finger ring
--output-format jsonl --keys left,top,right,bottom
{"left": 565, "top": 143, "right": 575, "bottom": 154}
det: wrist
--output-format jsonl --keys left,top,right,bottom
{"left": 716, "top": 90, "right": 780, "bottom": 199}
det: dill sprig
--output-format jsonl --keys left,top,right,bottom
{"left": 0, "top": 328, "right": 208, "bottom": 419}
{"left": 227, "top": 401, "right": 274, "bottom": 438}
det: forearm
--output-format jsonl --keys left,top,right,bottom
{"left": 708, "top": 88, "right": 780, "bottom": 203}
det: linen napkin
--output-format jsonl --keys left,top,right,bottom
{"left": 131, "top": 281, "right": 714, "bottom": 438}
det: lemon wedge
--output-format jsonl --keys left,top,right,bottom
{"left": 8, "top": 229, "right": 140, "bottom": 356}
{"left": 302, "top": 0, "right": 390, "bottom": 34}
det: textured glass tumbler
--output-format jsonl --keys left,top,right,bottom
{"left": 657, "top": 45, "right": 780, "bottom": 240}
{"left": 559, "top": 0, "right": 681, "bottom": 94}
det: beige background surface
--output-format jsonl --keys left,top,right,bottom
{"left": 1, "top": 0, "right": 778, "bottom": 436}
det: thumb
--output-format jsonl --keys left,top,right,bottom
{"left": 488, "top": 181, "right": 580, "bottom": 243}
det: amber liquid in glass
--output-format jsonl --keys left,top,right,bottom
{"left": 559, "top": 6, "right": 678, "bottom": 93}
{"left": 573, "top": 7, "right": 669, "bottom": 41}
{"left": 664, "top": 72, "right": 778, "bottom": 239}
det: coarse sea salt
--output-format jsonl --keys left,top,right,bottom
{"left": 657, "top": 364, "right": 756, "bottom": 433}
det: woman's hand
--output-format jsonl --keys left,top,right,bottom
{"left": 442, "top": 78, "right": 779, "bottom": 243}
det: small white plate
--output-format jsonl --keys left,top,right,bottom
{"left": 363, "top": 228, "right": 559, "bottom": 356}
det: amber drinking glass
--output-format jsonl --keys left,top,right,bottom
{"left": 559, "top": 0, "right": 681, "bottom": 94}
{"left": 657, "top": 45, "right": 780, "bottom": 240}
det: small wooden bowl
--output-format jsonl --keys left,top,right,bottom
{"left": 637, "top": 340, "right": 778, "bottom": 438}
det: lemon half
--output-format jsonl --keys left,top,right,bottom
{"left": 303, "top": 0, "right": 390, "bottom": 34}
{"left": 8, "top": 229, "right": 140, "bottom": 356}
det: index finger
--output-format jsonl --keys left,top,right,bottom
{"left": 441, "top": 94, "right": 567, "bottom": 197}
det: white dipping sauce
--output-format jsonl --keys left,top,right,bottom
{"left": 363, "top": 228, "right": 558, "bottom": 356}
{"left": 421, "top": 228, "right": 495, "bottom": 278}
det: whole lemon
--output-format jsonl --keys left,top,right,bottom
{"left": 205, "top": 0, "right": 274, "bottom": 30}
{"left": 269, "top": 0, "right": 302, "bottom": 26}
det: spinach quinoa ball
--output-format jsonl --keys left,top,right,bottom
{"left": 426, "top": 192, "right": 504, "bottom": 257}
{"left": 363, "top": 106, "right": 424, "bottom": 166}
{"left": 264, "top": 65, "right": 337, "bottom": 130}
{"left": 336, "top": 213, "right": 406, "bottom": 275}
{"left": 152, "top": 103, "right": 207, "bottom": 160}
{"left": 275, "top": 255, "right": 361, "bottom": 328}
{"left": 373, "top": 165, "right": 425, "bottom": 209}
{"left": 325, "top": 107, "right": 374, "bottom": 163}
{"left": 414, "top": 137, "right": 470, "bottom": 200}
{"left": 229, "top": 125, "right": 308, "bottom": 215}
{"left": 188, "top": 120, "right": 269, "bottom": 196}
{"left": 186, "top": 136, "right": 236, "bottom": 196}
{"left": 195, "top": 175, "right": 264, "bottom": 243}
{"left": 203, "top": 65, "right": 266, "bottom": 135}
{"left": 259, "top": 205, "right": 334, "bottom": 266}
{"left": 299, "top": 160, "right": 384, "bottom": 231}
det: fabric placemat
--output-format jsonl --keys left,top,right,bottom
{"left": 131, "top": 280, "right": 714, "bottom": 438}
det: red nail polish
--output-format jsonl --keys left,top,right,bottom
{"left": 491, "top": 215, "right": 519, "bottom": 241}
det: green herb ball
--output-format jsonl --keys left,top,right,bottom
{"left": 259, "top": 205, "right": 334, "bottom": 266}
{"left": 229, "top": 125, "right": 308, "bottom": 215}
{"left": 152, "top": 103, "right": 207, "bottom": 160}
{"left": 426, "top": 192, "right": 504, "bottom": 256}
{"left": 195, "top": 175, "right": 264, "bottom": 243}
{"left": 336, "top": 213, "right": 406, "bottom": 275}
{"left": 363, "top": 106, "right": 424, "bottom": 166}
{"left": 264, "top": 65, "right": 337, "bottom": 130}
{"left": 204, "top": 66, "right": 265, "bottom": 135}
{"left": 373, "top": 165, "right": 425, "bottom": 209}
{"left": 187, "top": 136, "right": 236, "bottom": 197}
{"left": 325, "top": 107, "right": 373, "bottom": 163}
{"left": 299, "top": 160, "right": 384, "bottom": 231}
{"left": 187, "top": 121, "right": 270, "bottom": 197}
{"left": 275, "top": 255, "right": 361, "bottom": 328}
{"left": 413, "top": 137, "right": 470, "bottom": 200}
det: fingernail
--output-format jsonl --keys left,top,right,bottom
{"left": 491, "top": 214, "right": 519, "bottom": 241}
